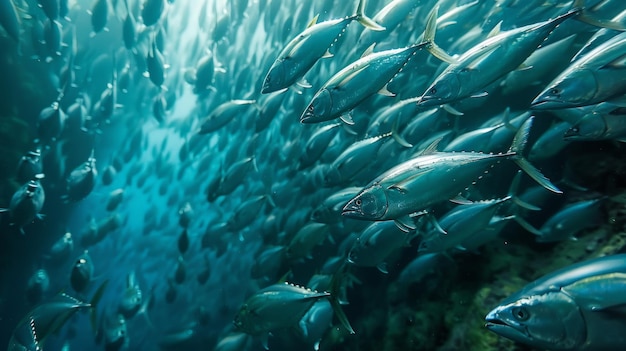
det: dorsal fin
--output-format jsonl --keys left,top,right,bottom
{"left": 307, "top": 14, "right": 319, "bottom": 28}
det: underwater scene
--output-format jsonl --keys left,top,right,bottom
{"left": 2, "top": 0, "right": 626, "bottom": 350}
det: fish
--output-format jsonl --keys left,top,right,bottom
{"left": 26, "top": 269, "right": 50, "bottom": 305}
{"left": 348, "top": 220, "right": 414, "bottom": 273}
{"left": 141, "top": 0, "right": 165, "bottom": 27}
{"left": 261, "top": 0, "right": 384, "bottom": 94}
{"left": 90, "top": 0, "right": 109, "bottom": 35}
{"left": 196, "top": 255, "right": 211, "bottom": 285}
{"left": 299, "top": 38, "right": 431, "bottom": 124}
{"left": 70, "top": 250, "right": 94, "bottom": 293}
{"left": 16, "top": 150, "right": 43, "bottom": 187}
{"left": 531, "top": 31, "right": 626, "bottom": 109}
{"left": 106, "top": 188, "right": 124, "bottom": 212}
{"left": 564, "top": 103, "right": 626, "bottom": 141}
{"left": 122, "top": 0, "right": 137, "bottom": 51}
{"left": 233, "top": 281, "right": 353, "bottom": 338}
{"left": 64, "top": 152, "right": 97, "bottom": 202}
{"left": 46, "top": 232, "right": 74, "bottom": 264}
{"left": 486, "top": 254, "right": 626, "bottom": 350}
{"left": 0, "top": 0, "right": 20, "bottom": 42}
{"left": 341, "top": 117, "right": 561, "bottom": 231}
{"left": 97, "top": 313, "right": 128, "bottom": 351}
{"left": 174, "top": 256, "right": 186, "bottom": 284}
{"left": 418, "top": 8, "right": 581, "bottom": 108}
{"left": 0, "top": 178, "right": 46, "bottom": 234}
{"left": 522, "top": 198, "right": 604, "bottom": 243}
{"left": 8, "top": 281, "right": 107, "bottom": 351}
{"left": 178, "top": 202, "right": 193, "bottom": 228}
{"left": 197, "top": 99, "right": 257, "bottom": 134}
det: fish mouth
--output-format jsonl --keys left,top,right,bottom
{"left": 529, "top": 98, "right": 572, "bottom": 110}
{"left": 300, "top": 110, "right": 315, "bottom": 124}
{"left": 417, "top": 94, "right": 440, "bottom": 107}
{"left": 341, "top": 200, "right": 362, "bottom": 218}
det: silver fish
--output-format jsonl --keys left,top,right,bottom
{"left": 261, "top": 0, "right": 384, "bottom": 94}
{"left": 532, "top": 31, "right": 626, "bottom": 109}
{"left": 486, "top": 254, "right": 626, "bottom": 350}
{"left": 418, "top": 9, "right": 581, "bottom": 107}
{"left": 342, "top": 117, "right": 561, "bottom": 230}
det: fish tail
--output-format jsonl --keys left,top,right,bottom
{"left": 329, "top": 265, "right": 355, "bottom": 334}
{"left": 572, "top": 0, "right": 626, "bottom": 30}
{"left": 89, "top": 279, "right": 109, "bottom": 333}
{"left": 422, "top": 5, "right": 457, "bottom": 64}
{"left": 355, "top": 0, "right": 385, "bottom": 31}
{"left": 509, "top": 117, "right": 562, "bottom": 194}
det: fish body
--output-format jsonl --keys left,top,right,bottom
{"left": 233, "top": 282, "right": 331, "bottom": 335}
{"left": 301, "top": 43, "right": 427, "bottom": 123}
{"left": 348, "top": 220, "right": 411, "bottom": 273}
{"left": 419, "top": 9, "right": 580, "bottom": 107}
{"left": 91, "top": 0, "right": 108, "bottom": 34}
{"left": 565, "top": 104, "right": 626, "bottom": 141}
{"left": 141, "top": 0, "right": 165, "bottom": 26}
{"left": 47, "top": 232, "right": 73, "bottom": 264}
{"left": 0, "top": 0, "right": 20, "bottom": 42}
{"left": 532, "top": 31, "right": 626, "bottom": 109}
{"left": 106, "top": 188, "right": 124, "bottom": 212}
{"left": 65, "top": 155, "right": 97, "bottom": 202}
{"left": 118, "top": 272, "right": 142, "bottom": 319}
{"left": 533, "top": 198, "right": 604, "bottom": 243}
{"left": 418, "top": 197, "right": 510, "bottom": 253}
{"left": 486, "top": 254, "right": 626, "bottom": 350}
{"left": 262, "top": 0, "right": 383, "bottom": 94}
{"left": 342, "top": 117, "right": 560, "bottom": 225}
{"left": 197, "top": 100, "right": 256, "bottom": 134}
{"left": 26, "top": 269, "right": 50, "bottom": 305}
{"left": 70, "top": 251, "right": 94, "bottom": 292}
{"left": 323, "top": 132, "right": 393, "bottom": 187}
{"left": 2, "top": 180, "right": 45, "bottom": 234}
{"left": 9, "top": 281, "right": 106, "bottom": 351}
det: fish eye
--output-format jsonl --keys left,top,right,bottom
{"left": 430, "top": 87, "right": 437, "bottom": 95}
{"left": 512, "top": 307, "right": 530, "bottom": 321}
{"left": 308, "top": 105, "right": 314, "bottom": 112}
{"left": 550, "top": 88, "right": 560, "bottom": 96}
{"left": 355, "top": 199, "right": 362, "bottom": 206}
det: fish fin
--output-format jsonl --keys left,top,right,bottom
{"left": 423, "top": 5, "right": 457, "bottom": 64}
{"left": 89, "top": 280, "right": 109, "bottom": 333}
{"left": 487, "top": 21, "right": 502, "bottom": 38}
{"left": 450, "top": 195, "right": 473, "bottom": 205}
{"left": 442, "top": 104, "right": 464, "bottom": 116}
{"left": 378, "top": 84, "right": 395, "bottom": 97}
{"left": 515, "top": 63, "right": 533, "bottom": 71}
{"left": 296, "top": 78, "right": 312, "bottom": 89}
{"left": 390, "top": 120, "right": 412, "bottom": 148}
{"left": 575, "top": 6, "right": 626, "bottom": 31}
{"left": 376, "top": 262, "right": 389, "bottom": 274}
{"left": 307, "top": 14, "right": 319, "bottom": 28}
{"left": 355, "top": 0, "right": 385, "bottom": 31}
{"left": 361, "top": 43, "right": 376, "bottom": 58}
{"left": 321, "top": 49, "right": 334, "bottom": 58}
{"left": 340, "top": 113, "right": 355, "bottom": 125}
{"left": 420, "top": 137, "right": 442, "bottom": 155}
{"left": 514, "top": 216, "right": 543, "bottom": 236}
{"left": 470, "top": 91, "right": 489, "bottom": 98}
{"left": 428, "top": 214, "right": 447, "bottom": 235}
{"left": 508, "top": 118, "right": 561, "bottom": 193}
{"left": 394, "top": 216, "right": 416, "bottom": 233}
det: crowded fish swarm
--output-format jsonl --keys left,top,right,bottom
{"left": 1, "top": 0, "right": 626, "bottom": 350}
